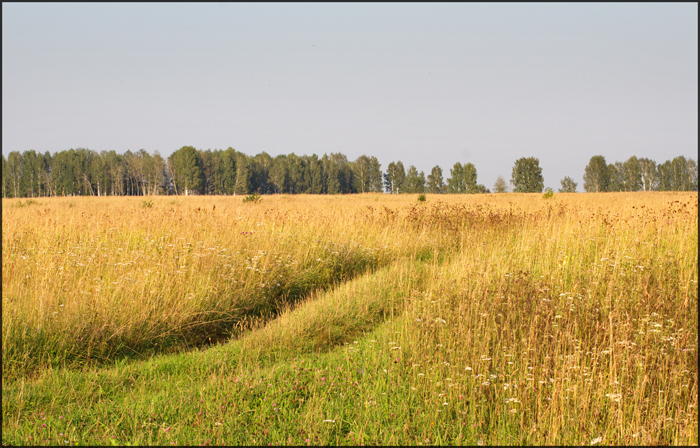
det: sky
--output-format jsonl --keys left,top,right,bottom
{"left": 2, "top": 3, "right": 698, "bottom": 190}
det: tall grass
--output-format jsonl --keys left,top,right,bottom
{"left": 2, "top": 195, "right": 445, "bottom": 381}
{"left": 3, "top": 194, "right": 524, "bottom": 381}
{"left": 2, "top": 192, "right": 697, "bottom": 445}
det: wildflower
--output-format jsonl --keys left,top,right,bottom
{"left": 606, "top": 393, "right": 622, "bottom": 402}
{"left": 323, "top": 420, "right": 336, "bottom": 423}
{"left": 590, "top": 436, "right": 603, "bottom": 445}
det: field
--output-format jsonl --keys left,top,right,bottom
{"left": 2, "top": 192, "right": 697, "bottom": 446}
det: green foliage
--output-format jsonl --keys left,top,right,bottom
{"left": 368, "top": 156, "right": 383, "bottom": 193}
{"left": 384, "top": 161, "right": 406, "bottom": 194}
{"left": 511, "top": 157, "right": 544, "bottom": 193}
{"left": 426, "top": 165, "right": 445, "bottom": 193}
{"left": 447, "top": 162, "right": 479, "bottom": 193}
{"left": 169, "top": 146, "right": 204, "bottom": 195}
{"left": 242, "top": 192, "right": 262, "bottom": 203}
{"left": 462, "top": 163, "right": 478, "bottom": 193}
{"left": 607, "top": 161, "right": 625, "bottom": 192}
{"left": 621, "top": 156, "right": 642, "bottom": 191}
{"left": 474, "top": 184, "right": 490, "bottom": 194}
{"left": 404, "top": 165, "right": 426, "bottom": 194}
{"left": 639, "top": 157, "right": 658, "bottom": 191}
{"left": 558, "top": 176, "right": 577, "bottom": 193}
{"left": 584, "top": 155, "right": 697, "bottom": 192}
{"left": 5, "top": 151, "right": 23, "bottom": 198}
{"left": 141, "top": 200, "right": 153, "bottom": 208}
{"left": 305, "top": 154, "right": 323, "bottom": 194}
{"left": 352, "top": 155, "right": 373, "bottom": 193}
{"left": 234, "top": 154, "right": 251, "bottom": 195}
{"left": 583, "top": 155, "right": 609, "bottom": 192}
{"left": 542, "top": 187, "right": 554, "bottom": 199}
{"left": 417, "top": 193, "right": 426, "bottom": 202}
{"left": 51, "top": 149, "right": 80, "bottom": 196}
{"left": 447, "top": 162, "right": 464, "bottom": 193}
{"left": 5, "top": 145, "right": 697, "bottom": 199}
{"left": 322, "top": 153, "right": 355, "bottom": 194}
{"left": 658, "top": 156, "right": 698, "bottom": 191}
{"left": 351, "top": 155, "right": 382, "bottom": 193}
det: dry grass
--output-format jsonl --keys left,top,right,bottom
{"left": 2, "top": 192, "right": 697, "bottom": 445}
{"left": 2, "top": 194, "right": 435, "bottom": 380}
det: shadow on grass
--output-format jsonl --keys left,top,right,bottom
{"left": 3, "top": 246, "right": 430, "bottom": 384}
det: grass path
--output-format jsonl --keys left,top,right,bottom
{"left": 2, "top": 193, "right": 697, "bottom": 445}
{"left": 3, "top": 258, "right": 433, "bottom": 445}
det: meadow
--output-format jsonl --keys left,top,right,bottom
{"left": 2, "top": 192, "right": 697, "bottom": 445}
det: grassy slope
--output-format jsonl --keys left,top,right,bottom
{"left": 2, "top": 193, "right": 698, "bottom": 445}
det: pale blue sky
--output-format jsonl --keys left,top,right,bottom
{"left": 3, "top": 3, "right": 697, "bottom": 190}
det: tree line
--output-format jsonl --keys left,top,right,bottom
{"left": 581, "top": 155, "right": 697, "bottom": 192}
{"left": 1, "top": 147, "right": 697, "bottom": 198}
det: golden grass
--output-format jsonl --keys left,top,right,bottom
{"left": 1, "top": 194, "right": 428, "bottom": 379}
{"left": 2, "top": 192, "right": 697, "bottom": 444}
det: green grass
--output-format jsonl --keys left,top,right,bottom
{"left": 3, "top": 259, "right": 429, "bottom": 445}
